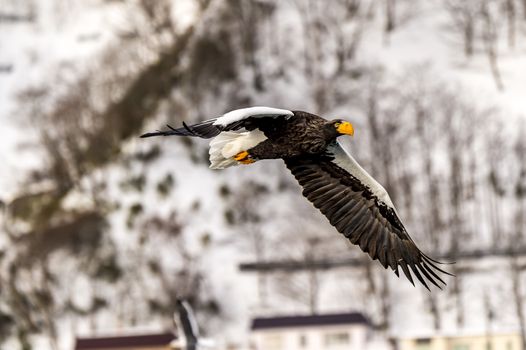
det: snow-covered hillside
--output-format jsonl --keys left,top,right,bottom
{"left": 1, "top": 0, "right": 526, "bottom": 349}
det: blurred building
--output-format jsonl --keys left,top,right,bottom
{"left": 74, "top": 332, "right": 179, "bottom": 350}
{"left": 398, "top": 333, "right": 522, "bottom": 350}
{"left": 250, "top": 312, "right": 372, "bottom": 350}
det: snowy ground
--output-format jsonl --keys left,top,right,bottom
{"left": 2, "top": 0, "right": 526, "bottom": 349}
{"left": 0, "top": 1, "right": 114, "bottom": 198}
{"left": 2, "top": 0, "right": 525, "bottom": 207}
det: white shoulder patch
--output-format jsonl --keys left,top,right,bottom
{"left": 213, "top": 106, "right": 293, "bottom": 127}
{"left": 329, "top": 141, "right": 395, "bottom": 208}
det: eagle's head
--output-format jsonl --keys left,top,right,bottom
{"left": 325, "top": 119, "right": 354, "bottom": 138}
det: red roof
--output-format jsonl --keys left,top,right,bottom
{"left": 75, "top": 332, "right": 176, "bottom": 349}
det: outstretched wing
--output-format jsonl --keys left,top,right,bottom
{"left": 140, "top": 106, "right": 293, "bottom": 139}
{"left": 285, "top": 141, "right": 451, "bottom": 290}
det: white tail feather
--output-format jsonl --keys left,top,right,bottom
{"left": 209, "top": 130, "right": 267, "bottom": 169}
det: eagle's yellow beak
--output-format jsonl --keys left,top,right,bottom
{"left": 337, "top": 121, "right": 354, "bottom": 136}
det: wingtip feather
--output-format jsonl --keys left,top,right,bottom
{"left": 410, "top": 264, "right": 430, "bottom": 291}
{"left": 399, "top": 261, "right": 414, "bottom": 286}
{"left": 422, "top": 256, "right": 455, "bottom": 277}
{"left": 140, "top": 131, "right": 161, "bottom": 138}
{"left": 418, "top": 263, "right": 443, "bottom": 290}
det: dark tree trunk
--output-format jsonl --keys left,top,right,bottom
{"left": 506, "top": 0, "right": 516, "bottom": 48}
{"left": 464, "top": 21, "right": 474, "bottom": 57}
{"left": 511, "top": 260, "right": 526, "bottom": 349}
{"left": 384, "top": 0, "right": 396, "bottom": 45}
{"left": 481, "top": 1, "right": 505, "bottom": 91}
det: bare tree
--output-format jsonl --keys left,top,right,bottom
{"left": 507, "top": 124, "right": 526, "bottom": 348}
{"left": 384, "top": 0, "right": 396, "bottom": 45}
{"left": 444, "top": 0, "right": 479, "bottom": 58}
{"left": 2, "top": 0, "right": 240, "bottom": 345}
{"left": 484, "top": 292, "right": 495, "bottom": 350}
{"left": 225, "top": 180, "right": 272, "bottom": 307}
{"left": 511, "top": 259, "right": 526, "bottom": 349}
{"left": 481, "top": 0, "right": 505, "bottom": 91}
{"left": 485, "top": 123, "right": 509, "bottom": 248}
{"left": 505, "top": 0, "right": 517, "bottom": 48}
{"left": 292, "top": 0, "right": 372, "bottom": 112}
{"left": 513, "top": 124, "right": 526, "bottom": 244}
{"left": 411, "top": 84, "right": 444, "bottom": 330}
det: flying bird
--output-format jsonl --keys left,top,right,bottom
{"left": 142, "top": 107, "right": 451, "bottom": 289}
{"left": 174, "top": 299, "right": 214, "bottom": 350}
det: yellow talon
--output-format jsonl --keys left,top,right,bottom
{"left": 234, "top": 151, "right": 255, "bottom": 164}
{"left": 234, "top": 151, "right": 250, "bottom": 161}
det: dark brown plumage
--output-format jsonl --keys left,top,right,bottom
{"left": 247, "top": 111, "right": 337, "bottom": 159}
{"left": 285, "top": 151, "right": 450, "bottom": 290}
{"left": 141, "top": 107, "right": 452, "bottom": 289}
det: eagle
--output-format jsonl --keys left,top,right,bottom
{"left": 141, "top": 106, "right": 451, "bottom": 290}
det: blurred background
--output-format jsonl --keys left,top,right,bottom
{"left": 1, "top": 0, "right": 525, "bottom": 349}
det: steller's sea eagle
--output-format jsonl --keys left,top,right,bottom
{"left": 141, "top": 107, "right": 452, "bottom": 290}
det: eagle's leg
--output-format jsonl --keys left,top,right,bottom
{"left": 234, "top": 151, "right": 256, "bottom": 164}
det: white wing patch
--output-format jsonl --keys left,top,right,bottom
{"left": 209, "top": 129, "right": 267, "bottom": 169}
{"left": 213, "top": 106, "right": 293, "bottom": 127}
{"left": 329, "top": 141, "right": 395, "bottom": 208}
